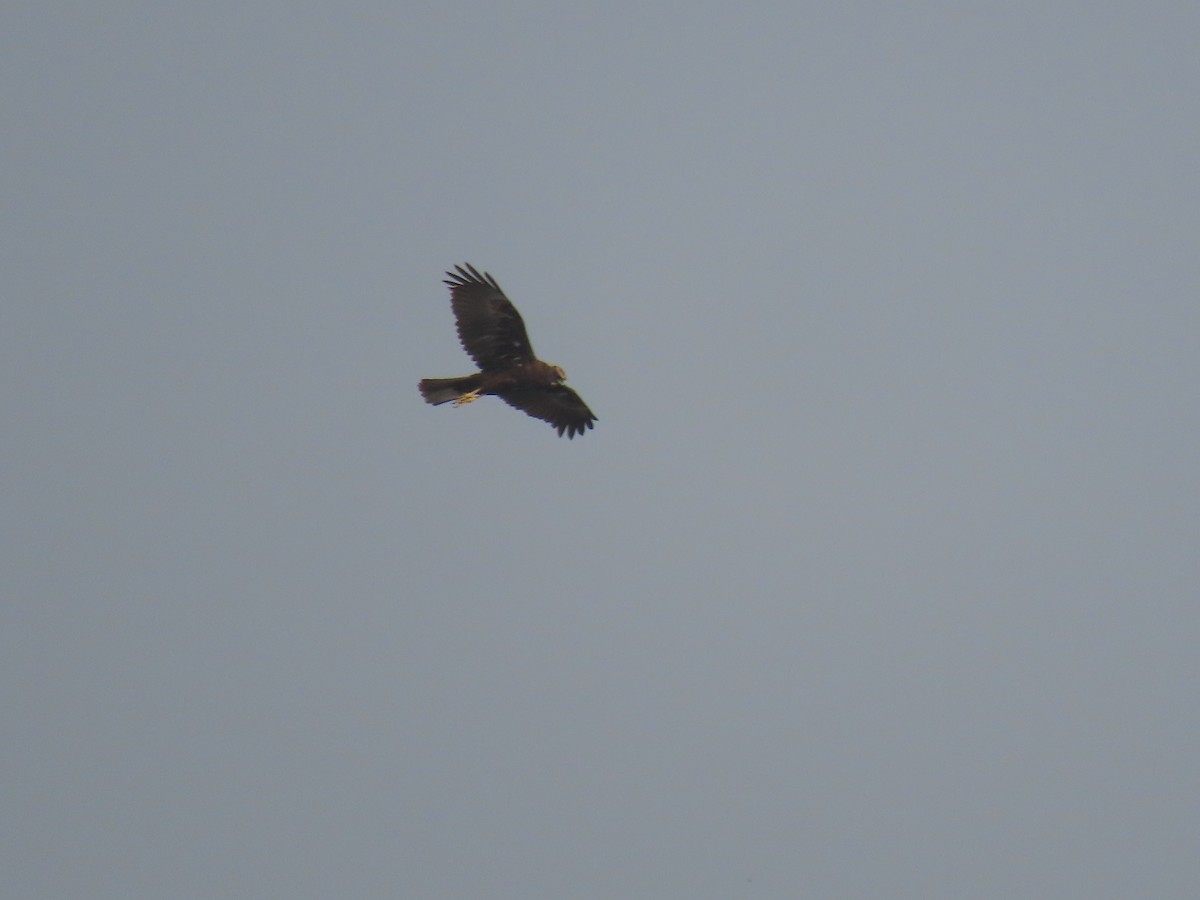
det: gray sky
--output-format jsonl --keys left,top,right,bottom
{"left": 4, "top": 2, "right": 1199, "bottom": 897}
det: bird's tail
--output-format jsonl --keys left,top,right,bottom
{"left": 418, "top": 375, "right": 482, "bottom": 406}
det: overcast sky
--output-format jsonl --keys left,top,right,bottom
{"left": 4, "top": 2, "right": 1199, "bottom": 897}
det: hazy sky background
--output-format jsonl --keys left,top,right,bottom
{"left": 4, "top": 2, "right": 1198, "bottom": 897}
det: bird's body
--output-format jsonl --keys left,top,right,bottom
{"left": 418, "top": 264, "right": 597, "bottom": 438}
{"left": 418, "top": 360, "right": 564, "bottom": 405}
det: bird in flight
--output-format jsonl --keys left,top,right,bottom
{"left": 418, "top": 264, "right": 597, "bottom": 438}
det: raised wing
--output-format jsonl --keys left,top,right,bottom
{"left": 500, "top": 386, "right": 597, "bottom": 439}
{"left": 444, "top": 263, "right": 535, "bottom": 370}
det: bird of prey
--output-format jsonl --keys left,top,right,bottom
{"left": 418, "top": 264, "right": 597, "bottom": 438}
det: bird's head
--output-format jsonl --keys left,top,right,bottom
{"left": 552, "top": 365, "right": 567, "bottom": 382}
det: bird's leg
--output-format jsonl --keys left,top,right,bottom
{"left": 453, "top": 389, "right": 481, "bottom": 407}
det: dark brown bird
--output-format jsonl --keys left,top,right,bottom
{"left": 418, "top": 264, "right": 597, "bottom": 438}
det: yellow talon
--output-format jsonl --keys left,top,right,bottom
{"left": 453, "top": 389, "right": 481, "bottom": 407}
